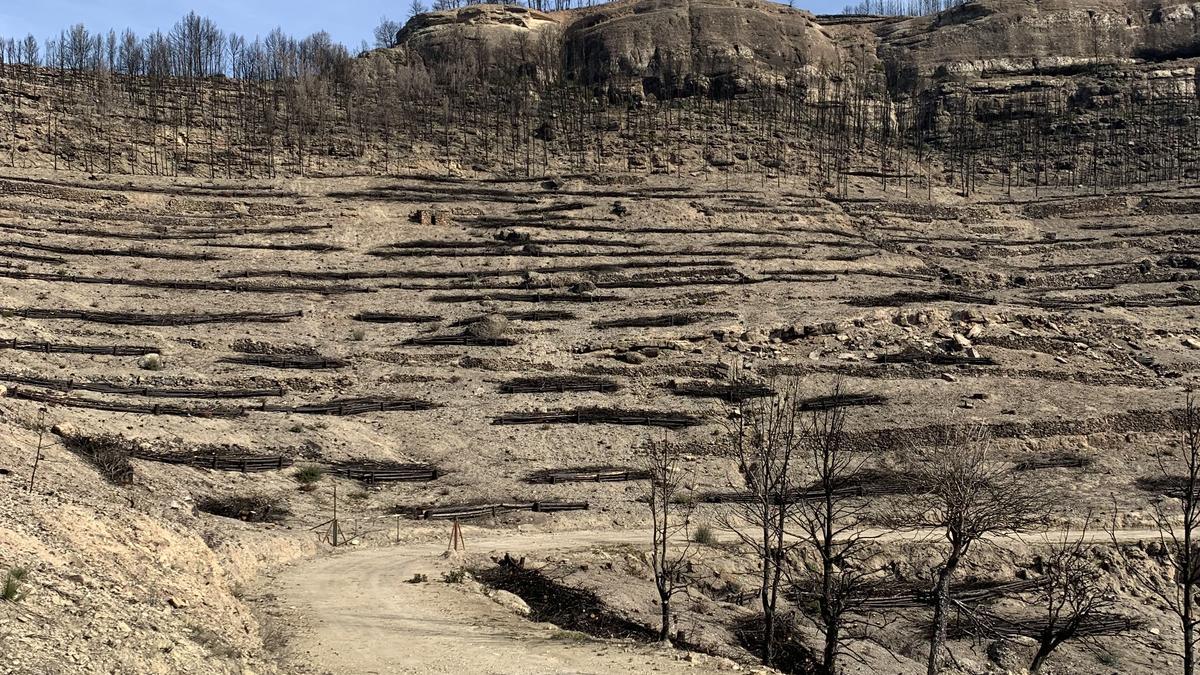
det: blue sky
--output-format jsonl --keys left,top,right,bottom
{"left": 0, "top": 1, "right": 848, "bottom": 47}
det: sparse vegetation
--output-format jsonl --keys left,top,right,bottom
{"left": 691, "top": 524, "right": 717, "bottom": 546}
{"left": 61, "top": 433, "right": 135, "bottom": 484}
{"left": 1, "top": 4, "right": 1199, "bottom": 673}
{"left": 197, "top": 494, "right": 290, "bottom": 523}
{"left": 293, "top": 466, "right": 324, "bottom": 486}
{"left": 2, "top": 567, "right": 28, "bottom": 603}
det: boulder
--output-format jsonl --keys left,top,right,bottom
{"left": 489, "top": 589, "right": 531, "bottom": 616}
{"left": 986, "top": 636, "right": 1038, "bottom": 672}
{"left": 468, "top": 314, "right": 510, "bottom": 340}
{"left": 806, "top": 321, "right": 840, "bottom": 337}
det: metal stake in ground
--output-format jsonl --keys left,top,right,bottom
{"left": 27, "top": 408, "right": 46, "bottom": 493}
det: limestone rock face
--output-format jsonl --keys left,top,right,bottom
{"left": 395, "top": 4, "right": 561, "bottom": 74}
{"left": 391, "top": 0, "right": 1200, "bottom": 92}
{"left": 560, "top": 0, "right": 840, "bottom": 97}
{"left": 876, "top": 0, "right": 1200, "bottom": 76}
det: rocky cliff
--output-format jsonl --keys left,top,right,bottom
{"left": 391, "top": 0, "right": 1200, "bottom": 94}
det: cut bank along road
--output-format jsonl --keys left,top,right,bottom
{"left": 269, "top": 525, "right": 1161, "bottom": 675}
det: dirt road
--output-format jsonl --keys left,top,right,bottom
{"left": 270, "top": 528, "right": 738, "bottom": 675}
{"left": 270, "top": 525, "right": 1162, "bottom": 674}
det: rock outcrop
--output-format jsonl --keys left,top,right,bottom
{"left": 560, "top": 0, "right": 840, "bottom": 96}
{"left": 390, "top": 0, "right": 1200, "bottom": 94}
{"left": 875, "top": 0, "right": 1200, "bottom": 76}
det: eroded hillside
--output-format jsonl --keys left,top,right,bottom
{"left": 2, "top": 1, "right": 1200, "bottom": 673}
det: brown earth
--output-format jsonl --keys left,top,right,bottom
{"left": 0, "top": 162, "right": 1196, "bottom": 673}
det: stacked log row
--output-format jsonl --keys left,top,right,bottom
{"left": 135, "top": 452, "right": 293, "bottom": 472}
{"left": 493, "top": 407, "right": 702, "bottom": 429}
{"left": 416, "top": 501, "right": 589, "bottom": 520}
{"left": 0, "top": 339, "right": 159, "bottom": 356}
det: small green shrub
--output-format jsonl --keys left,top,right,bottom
{"left": 692, "top": 524, "right": 717, "bottom": 546}
{"left": 2, "top": 567, "right": 28, "bottom": 602}
{"left": 406, "top": 573, "right": 429, "bottom": 584}
{"left": 1096, "top": 651, "right": 1120, "bottom": 667}
{"left": 350, "top": 327, "right": 367, "bottom": 342}
{"left": 442, "top": 569, "right": 467, "bottom": 584}
{"left": 293, "top": 466, "right": 324, "bottom": 485}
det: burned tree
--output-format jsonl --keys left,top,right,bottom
{"left": 790, "top": 382, "right": 881, "bottom": 675}
{"left": 1133, "top": 394, "right": 1200, "bottom": 675}
{"left": 1026, "top": 526, "right": 1122, "bottom": 673}
{"left": 642, "top": 436, "right": 697, "bottom": 642}
{"left": 900, "top": 426, "right": 1051, "bottom": 675}
{"left": 716, "top": 377, "right": 806, "bottom": 666}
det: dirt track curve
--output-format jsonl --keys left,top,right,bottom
{"left": 270, "top": 525, "right": 1162, "bottom": 674}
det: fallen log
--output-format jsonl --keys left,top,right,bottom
{"left": 875, "top": 352, "right": 998, "bottom": 366}
{"left": 849, "top": 291, "right": 997, "bottom": 308}
{"left": 353, "top": 312, "right": 443, "bottom": 324}
{"left": 330, "top": 462, "right": 440, "bottom": 484}
{"left": 666, "top": 380, "right": 776, "bottom": 402}
{"left": 0, "top": 269, "right": 371, "bottom": 295}
{"left": 526, "top": 466, "right": 649, "bottom": 484}
{"left": 0, "top": 338, "right": 158, "bottom": 356}
{"left": 0, "top": 373, "right": 284, "bottom": 399}
{"left": 220, "top": 354, "right": 349, "bottom": 370}
{"left": 0, "top": 239, "right": 221, "bottom": 261}
{"left": 263, "top": 397, "right": 437, "bottom": 415}
{"left": 450, "top": 310, "right": 576, "bottom": 325}
{"left": 594, "top": 312, "right": 724, "bottom": 329}
{"left": 0, "top": 307, "right": 302, "bottom": 326}
{"left": 405, "top": 334, "right": 517, "bottom": 347}
{"left": 417, "top": 501, "right": 589, "bottom": 520}
{"left": 430, "top": 292, "right": 622, "bottom": 304}
{"left": 500, "top": 376, "right": 620, "bottom": 394}
{"left": 135, "top": 452, "right": 293, "bottom": 472}
{"left": 493, "top": 407, "right": 702, "bottom": 429}
{"left": 8, "top": 387, "right": 246, "bottom": 418}
{"left": 200, "top": 241, "right": 346, "bottom": 252}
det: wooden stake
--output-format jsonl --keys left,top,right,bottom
{"left": 447, "top": 519, "right": 465, "bottom": 553}
{"left": 27, "top": 408, "right": 46, "bottom": 493}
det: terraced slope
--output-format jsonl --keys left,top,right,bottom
{"left": 1, "top": 167, "right": 1198, "bottom": 673}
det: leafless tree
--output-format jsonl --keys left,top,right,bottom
{"left": 643, "top": 435, "right": 696, "bottom": 642}
{"left": 900, "top": 426, "right": 1052, "bottom": 675}
{"left": 1124, "top": 394, "right": 1200, "bottom": 675}
{"left": 1026, "top": 525, "right": 1120, "bottom": 672}
{"left": 790, "top": 381, "right": 880, "bottom": 675}
{"left": 373, "top": 17, "right": 404, "bottom": 49}
{"left": 717, "top": 378, "right": 806, "bottom": 666}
